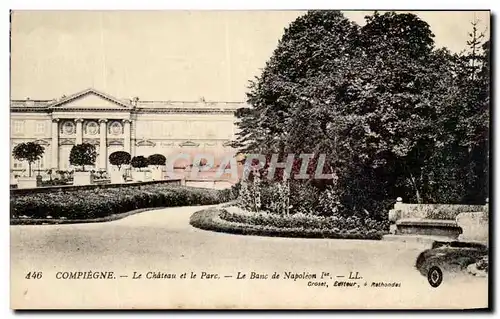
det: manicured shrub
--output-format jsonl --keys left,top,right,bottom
{"left": 12, "top": 142, "right": 45, "bottom": 177}
{"left": 131, "top": 156, "right": 149, "bottom": 171}
{"left": 148, "top": 154, "right": 167, "bottom": 168}
{"left": 10, "top": 184, "right": 235, "bottom": 220}
{"left": 70, "top": 143, "right": 97, "bottom": 172}
{"left": 109, "top": 151, "right": 131, "bottom": 170}
{"left": 219, "top": 208, "right": 388, "bottom": 235}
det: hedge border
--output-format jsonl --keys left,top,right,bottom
{"left": 189, "top": 208, "right": 385, "bottom": 240}
{"left": 10, "top": 207, "right": 162, "bottom": 226}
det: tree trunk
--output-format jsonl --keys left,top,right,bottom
{"left": 409, "top": 172, "right": 422, "bottom": 204}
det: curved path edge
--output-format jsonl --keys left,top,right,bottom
{"left": 10, "top": 207, "right": 165, "bottom": 226}
{"left": 11, "top": 201, "right": 237, "bottom": 226}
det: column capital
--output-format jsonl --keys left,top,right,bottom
{"left": 51, "top": 118, "right": 60, "bottom": 123}
{"left": 74, "top": 118, "right": 84, "bottom": 123}
{"left": 122, "top": 119, "right": 132, "bottom": 124}
{"left": 98, "top": 119, "right": 108, "bottom": 124}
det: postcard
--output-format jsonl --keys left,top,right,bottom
{"left": 10, "top": 10, "right": 490, "bottom": 309}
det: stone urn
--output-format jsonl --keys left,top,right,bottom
{"left": 73, "top": 171, "right": 93, "bottom": 186}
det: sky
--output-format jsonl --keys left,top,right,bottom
{"left": 10, "top": 10, "right": 490, "bottom": 102}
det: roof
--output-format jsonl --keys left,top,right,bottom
{"left": 10, "top": 88, "right": 246, "bottom": 110}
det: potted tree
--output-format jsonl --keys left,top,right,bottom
{"left": 69, "top": 143, "right": 97, "bottom": 185}
{"left": 12, "top": 142, "right": 45, "bottom": 188}
{"left": 147, "top": 154, "right": 166, "bottom": 181}
{"left": 130, "top": 155, "right": 149, "bottom": 182}
{"left": 109, "top": 151, "right": 131, "bottom": 183}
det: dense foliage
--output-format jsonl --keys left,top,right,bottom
{"left": 190, "top": 208, "right": 387, "bottom": 240}
{"left": 12, "top": 142, "right": 45, "bottom": 177}
{"left": 131, "top": 156, "right": 149, "bottom": 170}
{"left": 233, "top": 10, "right": 489, "bottom": 218}
{"left": 148, "top": 154, "right": 167, "bottom": 167}
{"left": 69, "top": 143, "right": 97, "bottom": 171}
{"left": 11, "top": 184, "right": 234, "bottom": 220}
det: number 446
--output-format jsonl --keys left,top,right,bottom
{"left": 25, "top": 272, "right": 42, "bottom": 279}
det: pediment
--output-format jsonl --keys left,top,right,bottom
{"left": 48, "top": 88, "right": 131, "bottom": 110}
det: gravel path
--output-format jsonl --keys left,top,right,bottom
{"left": 11, "top": 205, "right": 488, "bottom": 309}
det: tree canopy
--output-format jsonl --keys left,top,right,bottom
{"left": 109, "top": 151, "right": 131, "bottom": 170}
{"left": 69, "top": 143, "right": 97, "bottom": 172}
{"left": 147, "top": 154, "right": 167, "bottom": 168}
{"left": 131, "top": 156, "right": 149, "bottom": 171}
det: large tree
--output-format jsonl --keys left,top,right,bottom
{"left": 430, "top": 20, "right": 490, "bottom": 204}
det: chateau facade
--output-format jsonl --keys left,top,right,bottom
{"left": 10, "top": 88, "right": 241, "bottom": 175}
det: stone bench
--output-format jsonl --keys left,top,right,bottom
{"left": 395, "top": 218, "right": 462, "bottom": 239}
{"left": 388, "top": 197, "right": 488, "bottom": 242}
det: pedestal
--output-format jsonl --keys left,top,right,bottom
{"left": 132, "top": 170, "right": 149, "bottom": 182}
{"left": 149, "top": 166, "right": 165, "bottom": 181}
{"left": 17, "top": 176, "right": 37, "bottom": 189}
{"left": 73, "top": 171, "right": 93, "bottom": 186}
{"left": 110, "top": 170, "right": 125, "bottom": 184}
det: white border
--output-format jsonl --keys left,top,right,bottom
{"left": 5, "top": 0, "right": 497, "bottom": 10}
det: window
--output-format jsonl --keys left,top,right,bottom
{"left": 13, "top": 121, "right": 24, "bottom": 134}
{"left": 35, "top": 122, "right": 45, "bottom": 134}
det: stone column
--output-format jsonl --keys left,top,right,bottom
{"left": 51, "top": 119, "right": 59, "bottom": 170}
{"left": 130, "top": 119, "right": 136, "bottom": 157}
{"left": 99, "top": 119, "right": 108, "bottom": 170}
{"left": 75, "top": 118, "right": 84, "bottom": 144}
{"left": 123, "top": 119, "right": 131, "bottom": 154}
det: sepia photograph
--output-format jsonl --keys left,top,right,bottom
{"left": 9, "top": 9, "right": 490, "bottom": 310}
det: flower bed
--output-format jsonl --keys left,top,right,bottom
{"left": 190, "top": 207, "right": 388, "bottom": 240}
{"left": 11, "top": 185, "right": 234, "bottom": 221}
